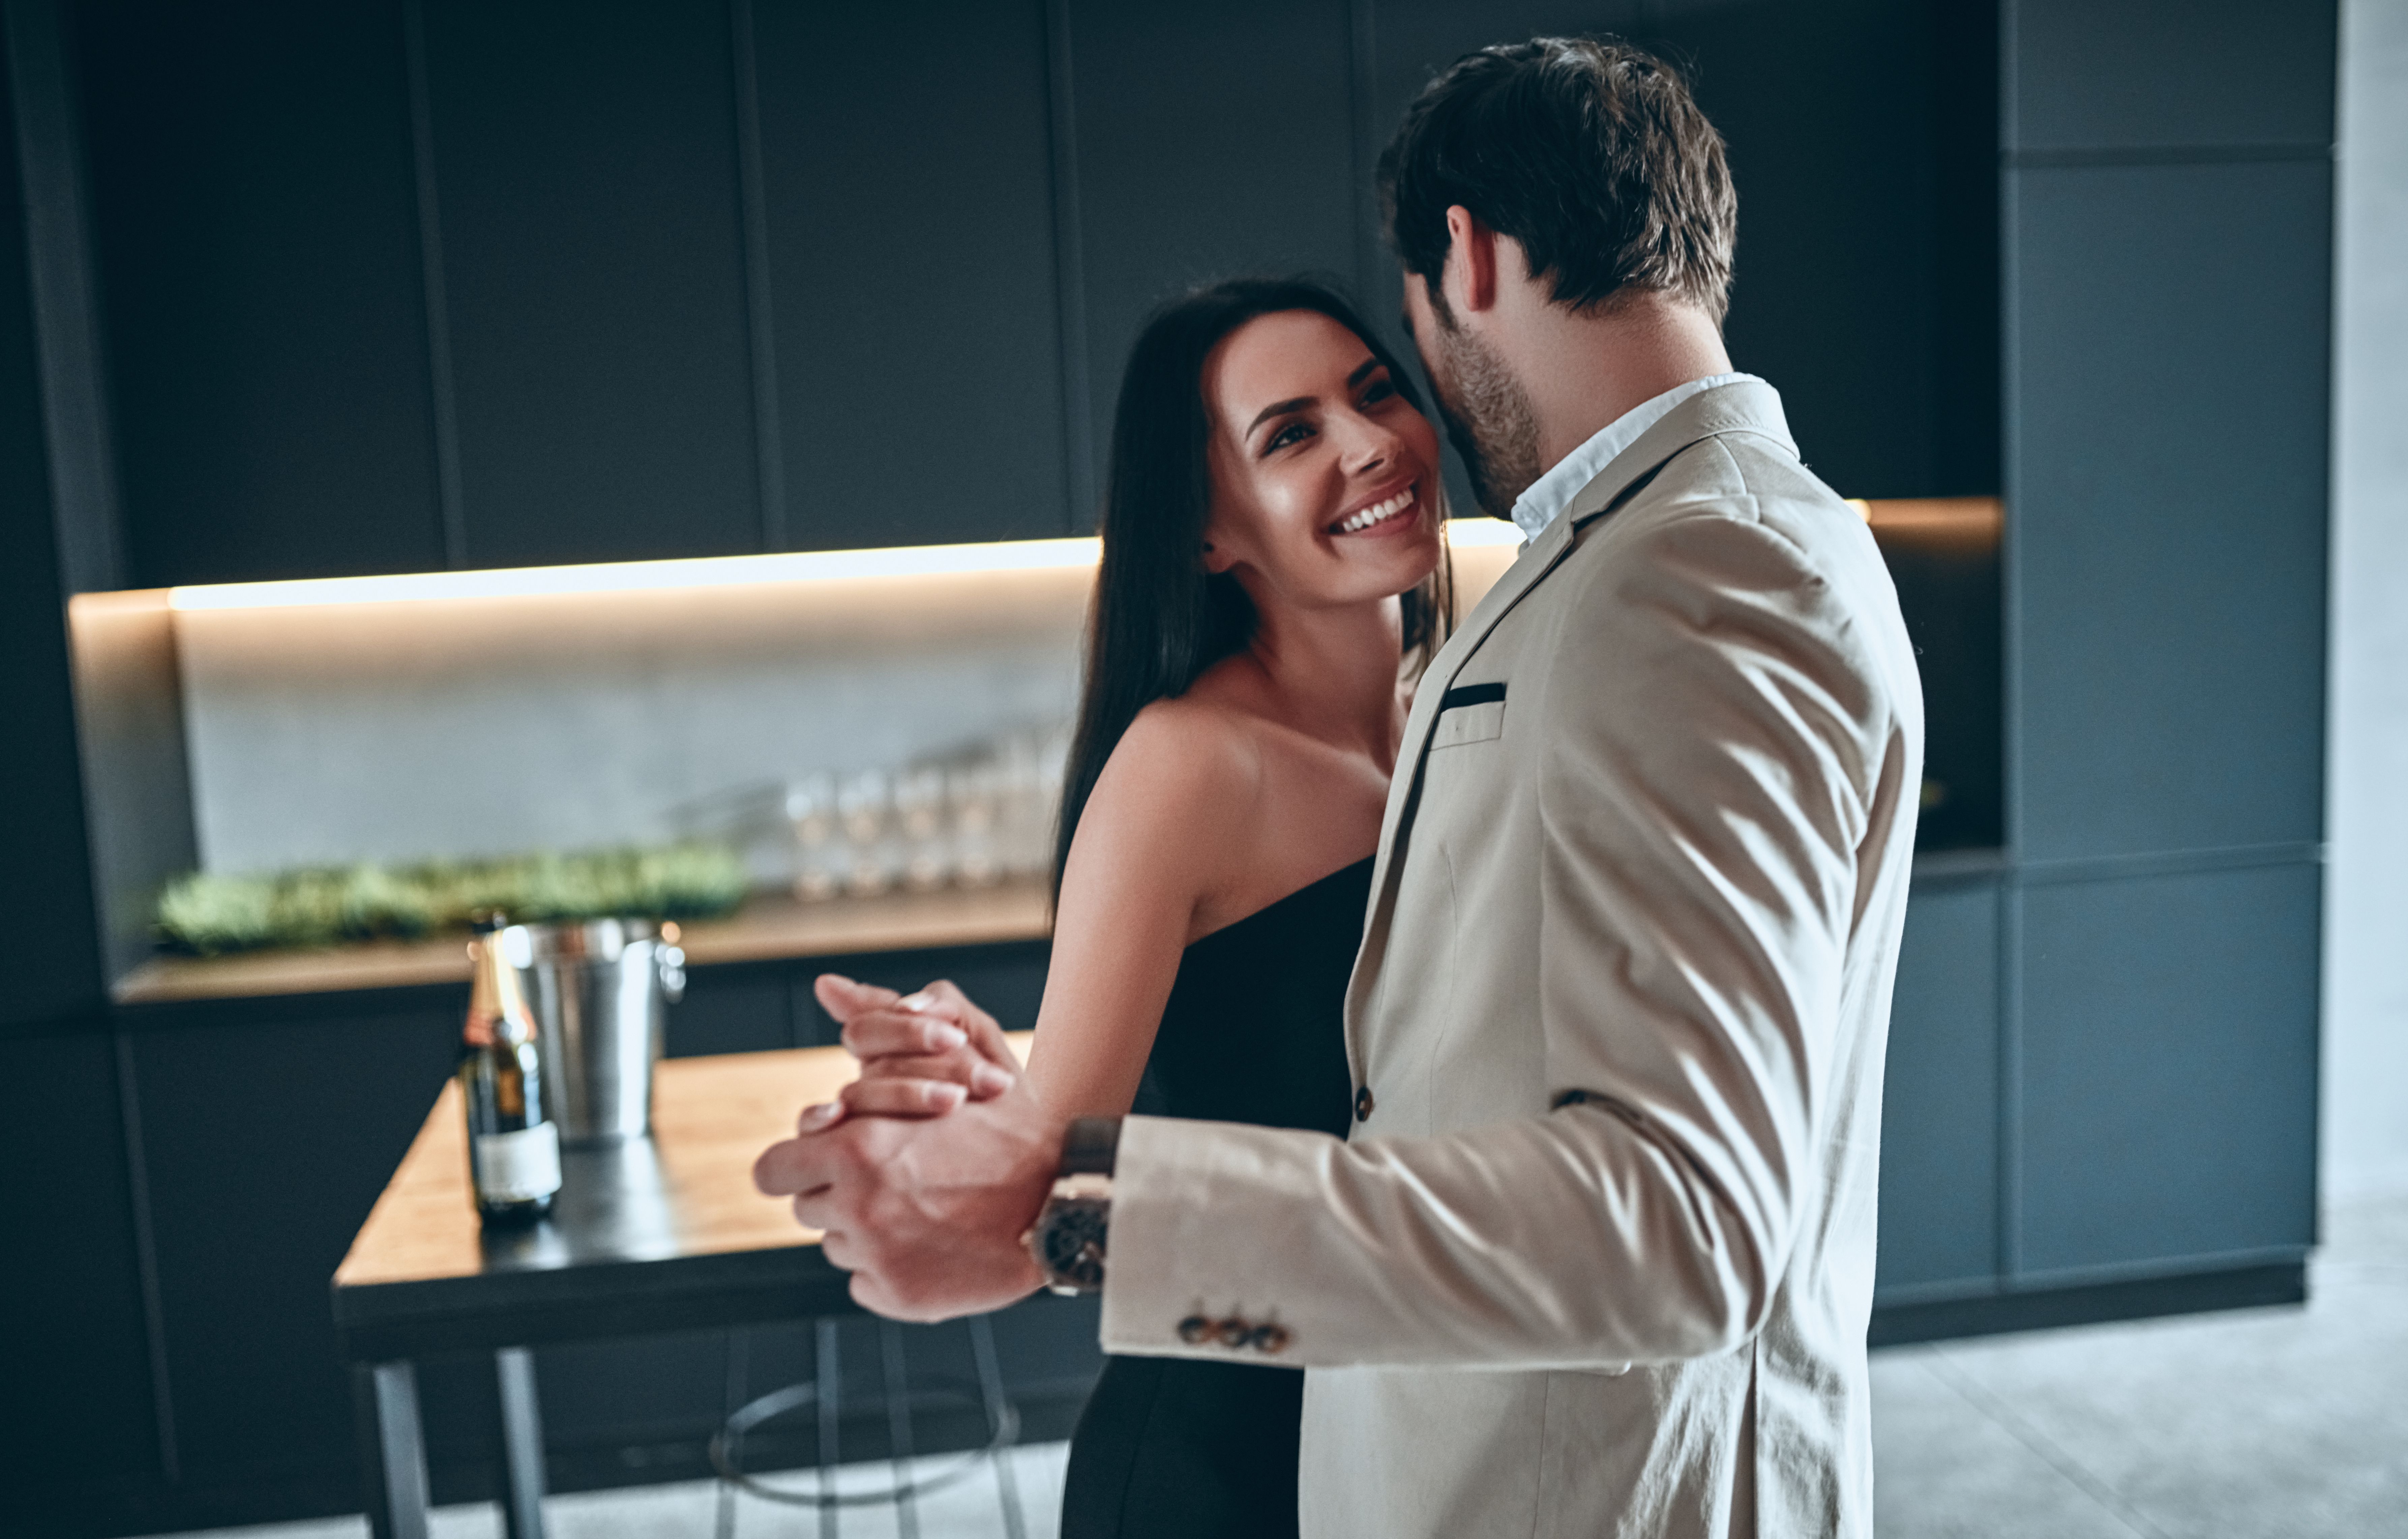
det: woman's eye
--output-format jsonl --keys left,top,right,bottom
{"left": 1362, "top": 378, "right": 1397, "bottom": 406}
{"left": 1265, "top": 421, "right": 1312, "bottom": 454}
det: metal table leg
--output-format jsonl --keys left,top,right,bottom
{"left": 353, "top": 1360, "right": 432, "bottom": 1539}
{"left": 816, "top": 1319, "right": 842, "bottom": 1539}
{"left": 496, "top": 1345, "right": 549, "bottom": 1539}
{"left": 878, "top": 1322, "right": 920, "bottom": 1539}
{"left": 968, "top": 1316, "right": 1029, "bottom": 1539}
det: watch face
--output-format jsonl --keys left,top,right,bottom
{"left": 1039, "top": 1194, "right": 1110, "bottom": 1292}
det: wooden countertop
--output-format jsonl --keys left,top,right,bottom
{"left": 114, "top": 879, "right": 1053, "bottom": 1006}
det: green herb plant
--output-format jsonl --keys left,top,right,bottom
{"left": 156, "top": 844, "right": 749, "bottom": 956}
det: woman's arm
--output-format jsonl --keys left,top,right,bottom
{"left": 1024, "top": 703, "right": 1258, "bottom": 1118}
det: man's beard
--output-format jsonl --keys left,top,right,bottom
{"left": 1426, "top": 312, "right": 1543, "bottom": 521}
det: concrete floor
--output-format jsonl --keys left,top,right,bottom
{"left": 183, "top": 1189, "right": 2407, "bottom": 1539}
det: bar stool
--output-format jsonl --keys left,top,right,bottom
{"left": 711, "top": 1313, "right": 1028, "bottom": 1539}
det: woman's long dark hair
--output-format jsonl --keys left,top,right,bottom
{"left": 1051, "top": 277, "right": 1455, "bottom": 900}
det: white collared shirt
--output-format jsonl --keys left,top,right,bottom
{"left": 1508, "top": 373, "right": 1763, "bottom": 542}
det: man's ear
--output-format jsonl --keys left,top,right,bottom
{"left": 1443, "top": 204, "right": 1500, "bottom": 317}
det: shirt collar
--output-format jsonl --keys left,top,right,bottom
{"left": 1508, "top": 373, "right": 1762, "bottom": 542}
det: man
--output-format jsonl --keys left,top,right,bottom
{"left": 757, "top": 36, "right": 1921, "bottom": 1538}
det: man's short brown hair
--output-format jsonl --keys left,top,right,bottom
{"left": 1378, "top": 37, "right": 1736, "bottom": 323}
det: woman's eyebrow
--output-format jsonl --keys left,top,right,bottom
{"left": 1246, "top": 396, "right": 1314, "bottom": 436}
{"left": 1244, "top": 360, "right": 1384, "bottom": 438}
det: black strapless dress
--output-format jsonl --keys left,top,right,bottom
{"left": 1058, "top": 857, "right": 1372, "bottom": 1539}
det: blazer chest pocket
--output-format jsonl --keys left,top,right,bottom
{"left": 1431, "top": 681, "right": 1505, "bottom": 750}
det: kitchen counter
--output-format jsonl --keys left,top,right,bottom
{"left": 111, "top": 879, "right": 1053, "bottom": 1006}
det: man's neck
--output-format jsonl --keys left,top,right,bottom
{"left": 1508, "top": 292, "right": 1735, "bottom": 473}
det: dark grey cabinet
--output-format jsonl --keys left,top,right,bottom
{"left": 75, "top": 0, "right": 446, "bottom": 589}
{"left": 754, "top": 0, "right": 1072, "bottom": 550}
{"left": 2009, "top": 158, "right": 2330, "bottom": 863}
{"left": 1059, "top": 0, "right": 1362, "bottom": 519}
{"left": 1875, "top": 873, "right": 2002, "bottom": 1297}
{"left": 2006, "top": 0, "right": 2336, "bottom": 153}
{"left": 1985, "top": 0, "right": 2330, "bottom": 1329}
{"left": 0, "top": 1029, "right": 162, "bottom": 1517}
{"left": 2017, "top": 862, "right": 2321, "bottom": 1277}
{"left": 423, "top": 0, "right": 763, "bottom": 569}
{"left": 124, "top": 1000, "right": 461, "bottom": 1492}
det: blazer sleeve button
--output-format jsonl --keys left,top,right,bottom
{"left": 1354, "top": 1085, "right": 1375, "bottom": 1122}
{"left": 1177, "top": 1315, "right": 1214, "bottom": 1345}
{"left": 1215, "top": 1317, "right": 1253, "bottom": 1349}
{"left": 1248, "top": 1323, "right": 1291, "bottom": 1355}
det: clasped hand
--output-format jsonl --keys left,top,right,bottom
{"left": 750, "top": 975, "right": 1064, "bottom": 1320}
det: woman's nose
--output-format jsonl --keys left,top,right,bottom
{"left": 1338, "top": 415, "right": 1403, "bottom": 474}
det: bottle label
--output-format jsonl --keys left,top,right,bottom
{"left": 474, "top": 1123, "right": 562, "bottom": 1202}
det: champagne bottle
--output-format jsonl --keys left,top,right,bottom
{"left": 459, "top": 917, "right": 561, "bottom": 1223}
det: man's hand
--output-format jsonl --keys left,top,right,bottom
{"left": 751, "top": 975, "right": 1060, "bottom": 1320}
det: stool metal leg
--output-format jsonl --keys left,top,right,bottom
{"left": 716, "top": 1328, "right": 749, "bottom": 1539}
{"left": 968, "top": 1316, "right": 1028, "bottom": 1539}
{"left": 354, "top": 1360, "right": 432, "bottom": 1539}
{"left": 815, "top": 1319, "right": 841, "bottom": 1539}
{"left": 878, "top": 1322, "right": 919, "bottom": 1539}
{"left": 495, "top": 1346, "right": 548, "bottom": 1539}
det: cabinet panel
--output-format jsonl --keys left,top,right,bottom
{"left": 2006, "top": 0, "right": 2335, "bottom": 154}
{"left": 1064, "top": 0, "right": 1359, "bottom": 521}
{"left": 1875, "top": 876, "right": 2000, "bottom": 1293}
{"left": 128, "top": 1003, "right": 460, "bottom": 1486}
{"left": 425, "top": 0, "right": 759, "bottom": 568}
{"left": 755, "top": 0, "right": 1069, "bottom": 549}
{"left": 76, "top": 0, "right": 446, "bottom": 586}
{"left": 2018, "top": 862, "right": 2320, "bottom": 1277}
{"left": 1647, "top": 0, "right": 1998, "bottom": 501}
{"left": 2010, "top": 160, "right": 2329, "bottom": 861}
{"left": 664, "top": 962, "right": 792, "bottom": 1058}
{"left": 0, "top": 1028, "right": 160, "bottom": 1517}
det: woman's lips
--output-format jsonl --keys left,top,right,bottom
{"left": 1330, "top": 483, "right": 1420, "bottom": 538}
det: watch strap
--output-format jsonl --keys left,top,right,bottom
{"left": 1059, "top": 1115, "right": 1121, "bottom": 1178}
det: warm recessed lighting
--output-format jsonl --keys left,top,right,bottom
{"left": 166, "top": 538, "right": 1105, "bottom": 612}
{"left": 162, "top": 521, "right": 1529, "bottom": 612}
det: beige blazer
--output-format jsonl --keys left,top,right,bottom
{"left": 1100, "top": 380, "right": 1923, "bottom": 1538}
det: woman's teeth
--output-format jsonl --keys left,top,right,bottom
{"left": 1334, "top": 487, "right": 1415, "bottom": 534}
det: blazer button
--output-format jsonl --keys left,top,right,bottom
{"left": 1248, "top": 1322, "right": 1291, "bottom": 1355}
{"left": 1177, "top": 1315, "right": 1214, "bottom": 1345}
{"left": 1354, "top": 1085, "right": 1375, "bottom": 1122}
{"left": 1215, "top": 1316, "right": 1253, "bottom": 1349}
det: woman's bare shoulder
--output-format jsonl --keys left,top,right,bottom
{"left": 1089, "top": 692, "right": 1267, "bottom": 833}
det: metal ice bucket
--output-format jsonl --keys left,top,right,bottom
{"left": 496, "top": 918, "right": 686, "bottom": 1145}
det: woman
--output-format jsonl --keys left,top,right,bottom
{"left": 1033, "top": 277, "right": 1450, "bottom": 1537}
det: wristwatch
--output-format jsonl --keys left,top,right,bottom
{"left": 1023, "top": 1116, "right": 1119, "bottom": 1296}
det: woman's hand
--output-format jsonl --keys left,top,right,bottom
{"left": 798, "top": 974, "right": 1021, "bottom": 1129}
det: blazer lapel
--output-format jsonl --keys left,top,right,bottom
{"left": 1340, "top": 379, "right": 1802, "bottom": 1073}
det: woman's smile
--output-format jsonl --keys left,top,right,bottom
{"left": 1329, "top": 479, "right": 1422, "bottom": 537}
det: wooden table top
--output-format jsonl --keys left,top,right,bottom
{"left": 117, "top": 880, "right": 1053, "bottom": 1006}
{"left": 330, "top": 1035, "right": 1030, "bottom": 1361}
